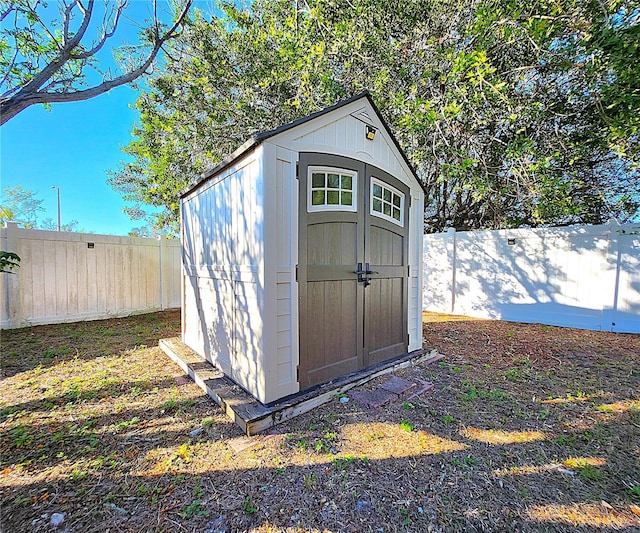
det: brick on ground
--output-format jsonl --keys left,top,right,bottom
{"left": 349, "top": 388, "right": 398, "bottom": 409}
{"left": 379, "top": 375, "right": 416, "bottom": 395}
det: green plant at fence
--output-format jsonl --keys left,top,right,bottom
{"left": 0, "top": 251, "right": 20, "bottom": 273}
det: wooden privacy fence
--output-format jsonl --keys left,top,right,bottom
{"left": 423, "top": 220, "right": 640, "bottom": 333}
{"left": 1, "top": 223, "right": 181, "bottom": 329}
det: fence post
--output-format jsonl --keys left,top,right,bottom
{"left": 606, "top": 218, "right": 621, "bottom": 332}
{"left": 447, "top": 228, "right": 457, "bottom": 314}
{"left": 4, "top": 223, "right": 22, "bottom": 328}
{"left": 158, "top": 236, "right": 169, "bottom": 310}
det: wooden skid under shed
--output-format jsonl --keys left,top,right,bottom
{"left": 159, "top": 337, "right": 443, "bottom": 435}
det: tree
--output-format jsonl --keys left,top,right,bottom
{"left": 40, "top": 218, "right": 81, "bottom": 232}
{"left": 0, "top": 185, "right": 44, "bottom": 228}
{"left": 0, "top": 185, "right": 82, "bottom": 231}
{"left": 110, "top": 0, "right": 639, "bottom": 233}
{"left": 128, "top": 223, "right": 162, "bottom": 238}
{"left": 0, "top": 0, "right": 193, "bottom": 125}
{"left": 109, "top": 0, "right": 328, "bottom": 234}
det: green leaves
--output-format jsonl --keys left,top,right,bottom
{"left": 111, "top": 0, "right": 639, "bottom": 233}
{"left": 0, "top": 185, "right": 45, "bottom": 229}
{"left": 0, "top": 251, "right": 21, "bottom": 274}
{"left": 1, "top": 1, "right": 194, "bottom": 124}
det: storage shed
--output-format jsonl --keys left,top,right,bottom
{"left": 180, "top": 92, "right": 424, "bottom": 405}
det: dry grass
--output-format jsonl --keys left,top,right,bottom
{"left": 1, "top": 310, "right": 639, "bottom": 532}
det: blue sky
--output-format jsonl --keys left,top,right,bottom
{"left": 1, "top": 87, "right": 141, "bottom": 235}
{"left": 0, "top": 1, "right": 202, "bottom": 236}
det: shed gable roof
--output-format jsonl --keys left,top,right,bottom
{"left": 181, "top": 91, "right": 421, "bottom": 198}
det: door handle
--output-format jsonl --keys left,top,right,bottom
{"left": 354, "top": 263, "right": 377, "bottom": 287}
{"left": 353, "top": 262, "right": 367, "bottom": 284}
{"left": 365, "top": 263, "right": 378, "bottom": 276}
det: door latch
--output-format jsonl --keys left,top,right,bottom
{"left": 365, "top": 263, "right": 378, "bottom": 276}
{"left": 353, "top": 262, "right": 368, "bottom": 284}
{"left": 353, "top": 262, "right": 378, "bottom": 287}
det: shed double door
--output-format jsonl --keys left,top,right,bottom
{"left": 298, "top": 153, "right": 409, "bottom": 390}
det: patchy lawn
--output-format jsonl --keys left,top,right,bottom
{"left": 1, "top": 310, "right": 639, "bottom": 532}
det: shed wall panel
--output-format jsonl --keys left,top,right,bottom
{"left": 183, "top": 276, "right": 234, "bottom": 375}
{"left": 233, "top": 281, "right": 263, "bottom": 397}
{"left": 408, "top": 192, "right": 424, "bottom": 351}
{"left": 182, "top": 153, "right": 266, "bottom": 401}
{"left": 269, "top": 146, "right": 298, "bottom": 398}
{"left": 275, "top": 106, "right": 415, "bottom": 192}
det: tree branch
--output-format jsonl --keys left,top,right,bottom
{"left": 69, "top": 1, "right": 127, "bottom": 60}
{"left": 62, "top": 1, "right": 77, "bottom": 45}
{"left": 0, "top": 0, "right": 193, "bottom": 125}
{"left": 15, "top": 0, "right": 96, "bottom": 99}
{"left": 0, "top": 3, "right": 15, "bottom": 23}
{"left": 0, "top": 44, "right": 20, "bottom": 90}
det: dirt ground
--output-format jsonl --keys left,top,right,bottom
{"left": 1, "top": 310, "right": 639, "bottom": 532}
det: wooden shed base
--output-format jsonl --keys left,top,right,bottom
{"left": 159, "top": 337, "right": 443, "bottom": 436}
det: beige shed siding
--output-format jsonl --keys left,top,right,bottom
{"left": 182, "top": 277, "right": 233, "bottom": 375}
{"left": 408, "top": 192, "right": 424, "bottom": 351}
{"left": 289, "top": 112, "right": 405, "bottom": 180}
{"left": 259, "top": 143, "right": 300, "bottom": 401}
{"left": 276, "top": 275, "right": 293, "bottom": 387}
{"left": 274, "top": 149, "right": 297, "bottom": 393}
{"left": 182, "top": 151, "right": 267, "bottom": 402}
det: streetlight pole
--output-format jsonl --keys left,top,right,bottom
{"left": 51, "top": 185, "right": 60, "bottom": 231}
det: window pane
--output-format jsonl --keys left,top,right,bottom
{"left": 327, "top": 191, "right": 340, "bottom": 204}
{"left": 312, "top": 190, "right": 325, "bottom": 205}
{"left": 384, "top": 203, "right": 391, "bottom": 216}
{"left": 393, "top": 207, "right": 401, "bottom": 220}
{"left": 312, "top": 173, "right": 325, "bottom": 188}
{"left": 341, "top": 175, "right": 352, "bottom": 190}
{"left": 341, "top": 191, "right": 352, "bottom": 205}
{"left": 328, "top": 173, "right": 340, "bottom": 188}
{"left": 393, "top": 194, "right": 401, "bottom": 207}
{"left": 383, "top": 189, "right": 391, "bottom": 202}
{"left": 373, "top": 184, "right": 382, "bottom": 198}
{"left": 373, "top": 198, "right": 382, "bottom": 212}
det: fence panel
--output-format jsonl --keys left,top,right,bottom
{"left": 423, "top": 221, "right": 640, "bottom": 333}
{"left": 422, "top": 228, "right": 456, "bottom": 313}
{"left": 1, "top": 223, "right": 181, "bottom": 329}
{"left": 611, "top": 231, "right": 640, "bottom": 333}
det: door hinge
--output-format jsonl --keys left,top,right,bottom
{"left": 296, "top": 162, "right": 299, "bottom": 179}
{"left": 296, "top": 365, "right": 300, "bottom": 382}
{"left": 409, "top": 196, "right": 412, "bottom": 208}
{"left": 407, "top": 265, "right": 410, "bottom": 277}
{"left": 295, "top": 264, "right": 298, "bottom": 282}
{"left": 407, "top": 334, "right": 410, "bottom": 346}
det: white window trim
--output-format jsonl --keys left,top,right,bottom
{"left": 370, "top": 178, "right": 405, "bottom": 227}
{"left": 307, "top": 166, "right": 358, "bottom": 213}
